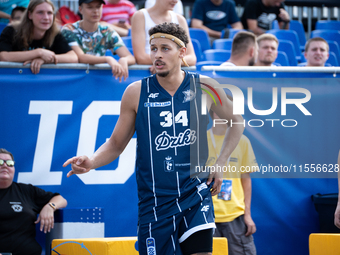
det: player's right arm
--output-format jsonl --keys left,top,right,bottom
{"left": 63, "top": 81, "right": 141, "bottom": 177}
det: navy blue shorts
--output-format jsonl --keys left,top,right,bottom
{"left": 138, "top": 195, "right": 215, "bottom": 255}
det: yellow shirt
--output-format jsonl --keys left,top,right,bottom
{"left": 207, "top": 131, "right": 258, "bottom": 222}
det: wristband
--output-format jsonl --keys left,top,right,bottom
{"left": 49, "top": 202, "right": 57, "bottom": 211}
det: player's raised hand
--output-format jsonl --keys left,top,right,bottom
{"left": 63, "top": 156, "right": 92, "bottom": 177}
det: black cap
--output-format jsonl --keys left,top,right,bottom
{"left": 79, "top": 0, "right": 105, "bottom": 5}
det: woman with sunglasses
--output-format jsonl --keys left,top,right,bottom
{"left": 0, "top": 0, "right": 78, "bottom": 74}
{"left": 0, "top": 148, "right": 67, "bottom": 255}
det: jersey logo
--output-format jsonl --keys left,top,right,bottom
{"left": 10, "top": 202, "right": 23, "bottom": 212}
{"left": 182, "top": 89, "right": 195, "bottom": 103}
{"left": 148, "top": 93, "right": 159, "bottom": 98}
{"left": 201, "top": 205, "right": 210, "bottom": 212}
{"left": 206, "top": 10, "right": 226, "bottom": 20}
{"left": 144, "top": 101, "right": 171, "bottom": 107}
{"left": 146, "top": 237, "right": 156, "bottom": 255}
{"left": 164, "top": 156, "right": 174, "bottom": 172}
{"left": 197, "top": 183, "right": 208, "bottom": 192}
{"left": 155, "top": 129, "right": 197, "bottom": 151}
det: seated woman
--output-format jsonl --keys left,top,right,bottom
{"left": 0, "top": 0, "right": 78, "bottom": 74}
{"left": 131, "top": 0, "right": 196, "bottom": 73}
{"left": 62, "top": 0, "right": 136, "bottom": 82}
{"left": 0, "top": 148, "right": 67, "bottom": 255}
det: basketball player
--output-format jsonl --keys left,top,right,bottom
{"left": 63, "top": 22, "right": 244, "bottom": 255}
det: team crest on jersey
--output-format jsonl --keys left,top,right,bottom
{"left": 146, "top": 237, "right": 156, "bottom": 255}
{"left": 182, "top": 89, "right": 195, "bottom": 103}
{"left": 10, "top": 202, "right": 23, "bottom": 212}
{"left": 164, "top": 156, "right": 174, "bottom": 172}
{"left": 155, "top": 129, "right": 197, "bottom": 151}
{"left": 144, "top": 101, "right": 171, "bottom": 107}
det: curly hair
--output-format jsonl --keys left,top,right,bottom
{"left": 148, "top": 22, "right": 189, "bottom": 47}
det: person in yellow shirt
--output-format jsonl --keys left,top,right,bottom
{"left": 207, "top": 111, "right": 257, "bottom": 255}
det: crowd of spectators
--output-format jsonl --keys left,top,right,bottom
{"left": 0, "top": 0, "right": 337, "bottom": 75}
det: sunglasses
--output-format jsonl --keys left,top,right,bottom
{"left": 0, "top": 159, "right": 15, "bottom": 167}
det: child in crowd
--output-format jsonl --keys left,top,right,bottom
{"left": 0, "top": 0, "right": 78, "bottom": 74}
{"left": 62, "top": 0, "right": 135, "bottom": 81}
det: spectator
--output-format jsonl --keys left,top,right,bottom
{"left": 101, "top": 0, "right": 137, "bottom": 32}
{"left": 10, "top": 6, "right": 27, "bottom": 24}
{"left": 241, "top": 0, "right": 290, "bottom": 35}
{"left": 221, "top": 31, "right": 257, "bottom": 66}
{"left": 0, "top": 0, "right": 78, "bottom": 74}
{"left": 304, "top": 37, "right": 329, "bottom": 67}
{"left": 191, "top": 0, "right": 243, "bottom": 40}
{"left": 62, "top": 0, "right": 136, "bottom": 82}
{"left": 145, "top": 0, "right": 184, "bottom": 15}
{"left": 0, "top": 148, "right": 67, "bottom": 255}
{"left": 208, "top": 111, "right": 257, "bottom": 255}
{"left": 255, "top": 33, "right": 278, "bottom": 66}
{"left": 0, "top": 0, "right": 29, "bottom": 24}
{"left": 131, "top": 0, "right": 196, "bottom": 73}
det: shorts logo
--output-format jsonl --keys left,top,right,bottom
{"left": 164, "top": 156, "right": 174, "bottom": 172}
{"left": 146, "top": 237, "right": 156, "bottom": 255}
{"left": 10, "top": 202, "right": 23, "bottom": 212}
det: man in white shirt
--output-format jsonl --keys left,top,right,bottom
{"left": 221, "top": 31, "right": 257, "bottom": 66}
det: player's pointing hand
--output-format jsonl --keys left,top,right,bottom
{"left": 63, "top": 156, "right": 92, "bottom": 177}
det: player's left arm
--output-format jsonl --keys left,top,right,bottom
{"left": 202, "top": 75, "right": 244, "bottom": 194}
{"left": 241, "top": 173, "right": 256, "bottom": 236}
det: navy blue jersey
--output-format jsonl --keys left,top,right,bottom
{"left": 135, "top": 70, "right": 212, "bottom": 224}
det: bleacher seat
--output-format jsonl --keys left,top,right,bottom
{"left": 127, "top": 28, "right": 131, "bottom": 36}
{"left": 222, "top": 28, "right": 245, "bottom": 39}
{"left": 196, "top": 60, "right": 224, "bottom": 71}
{"left": 274, "top": 51, "right": 290, "bottom": 66}
{"left": 326, "top": 52, "right": 339, "bottom": 66}
{"left": 290, "top": 20, "right": 306, "bottom": 51}
{"left": 315, "top": 20, "right": 340, "bottom": 31}
{"left": 192, "top": 38, "right": 204, "bottom": 62}
{"left": 122, "top": 36, "right": 132, "bottom": 48}
{"left": 311, "top": 30, "right": 340, "bottom": 48}
{"left": 327, "top": 41, "right": 340, "bottom": 64}
{"left": 189, "top": 28, "right": 211, "bottom": 52}
{"left": 272, "top": 20, "right": 280, "bottom": 29}
{"left": 203, "top": 49, "right": 231, "bottom": 62}
{"left": 267, "top": 29, "right": 303, "bottom": 62}
{"left": 277, "top": 40, "right": 298, "bottom": 66}
{"left": 212, "top": 39, "right": 233, "bottom": 50}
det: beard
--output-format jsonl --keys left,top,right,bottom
{"left": 157, "top": 71, "right": 170, "bottom": 77}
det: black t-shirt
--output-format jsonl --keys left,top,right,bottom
{"left": 241, "top": 0, "right": 284, "bottom": 30}
{"left": 0, "top": 182, "right": 59, "bottom": 255}
{"left": 0, "top": 26, "right": 72, "bottom": 53}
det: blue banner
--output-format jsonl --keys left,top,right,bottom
{"left": 1, "top": 65, "right": 339, "bottom": 255}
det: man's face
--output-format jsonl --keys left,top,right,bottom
{"left": 304, "top": 41, "right": 329, "bottom": 67}
{"left": 79, "top": 0, "right": 103, "bottom": 23}
{"left": 150, "top": 38, "right": 184, "bottom": 77}
{"left": 257, "top": 39, "right": 278, "bottom": 65}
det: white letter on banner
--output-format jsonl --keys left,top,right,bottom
{"left": 220, "top": 84, "right": 244, "bottom": 115}
{"left": 248, "top": 87, "right": 278, "bottom": 115}
{"left": 76, "top": 101, "right": 136, "bottom": 184}
{"left": 281, "top": 88, "right": 312, "bottom": 116}
{"left": 18, "top": 101, "right": 73, "bottom": 185}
